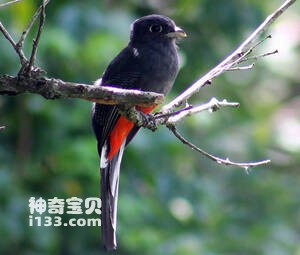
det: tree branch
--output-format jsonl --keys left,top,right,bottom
{"left": 168, "top": 125, "right": 271, "bottom": 172}
{"left": 118, "top": 97, "right": 240, "bottom": 131}
{"left": 25, "top": 0, "right": 47, "bottom": 74}
{"left": 16, "top": 1, "right": 49, "bottom": 64}
{"left": 0, "top": 74, "right": 164, "bottom": 105}
{"left": 227, "top": 63, "right": 255, "bottom": 71}
{"left": 0, "top": 21, "right": 27, "bottom": 65}
{"left": 0, "top": 0, "right": 23, "bottom": 8}
{"left": 160, "top": 0, "right": 296, "bottom": 114}
{"left": 238, "top": 49, "right": 279, "bottom": 63}
{"left": 119, "top": 96, "right": 271, "bottom": 171}
{"left": 165, "top": 98, "right": 240, "bottom": 125}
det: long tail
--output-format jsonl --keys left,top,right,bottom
{"left": 100, "top": 140, "right": 125, "bottom": 250}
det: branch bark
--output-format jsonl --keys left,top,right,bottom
{"left": 0, "top": 75, "right": 164, "bottom": 106}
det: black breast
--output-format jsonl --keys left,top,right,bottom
{"left": 102, "top": 40, "right": 179, "bottom": 96}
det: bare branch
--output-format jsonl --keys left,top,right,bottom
{"left": 26, "top": 0, "right": 47, "bottom": 74}
{"left": 0, "top": 0, "right": 23, "bottom": 8}
{"left": 227, "top": 64, "right": 255, "bottom": 71}
{"left": 238, "top": 50, "right": 279, "bottom": 63}
{"left": 0, "top": 22, "right": 27, "bottom": 65}
{"left": 0, "top": 74, "right": 164, "bottom": 106}
{"left": 161, "top": 0, "right": 296, "bottom": 114}
{"left": 165, "top": 98, "right": 240, "bottom": 125}
{"left": 17, "top": 1, "right": 49, "bottom": 53}
{"left": 118, "top": 94, "right": 269, "bottom": 170}
{"left": 118, "top": 98, "right": 239, "bottom": 131}
{"left": 168, "top": 125, "right": 271, "bottom": 172}
{"left": 240, "top": 34, "right": 272, "bottom": 56}
{"left": 0, "top": 0, "right": 50, "bottom": 69}
{"left": 0, "top": 22, "right": 16, "bottom": 47}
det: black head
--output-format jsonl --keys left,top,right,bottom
{"left": 130, "top": 14, "right": 186, "bottom": 44}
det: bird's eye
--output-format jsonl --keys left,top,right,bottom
{"left": 149, "top": 24, "right": 163, "bottom": 33}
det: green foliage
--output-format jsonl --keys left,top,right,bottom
{"left": 1, "top": 0, "right": 300, "bottom": 254}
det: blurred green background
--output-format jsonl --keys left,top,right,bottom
{"left": 1, "top": 0, "right": 300, "bottom": 254}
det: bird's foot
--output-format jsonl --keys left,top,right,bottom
{"left": 139, "top": 112, "right": 157, "bottom": 131}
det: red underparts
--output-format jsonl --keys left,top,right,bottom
{"left": 107, "top": 106, "right": 157, "bottom": 160}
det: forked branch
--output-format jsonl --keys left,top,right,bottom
{"left": 168, "top": 125, "right": 271, "bottom": 172}
{"left": 160, "top": 0, "right": 296, "bottom": 114}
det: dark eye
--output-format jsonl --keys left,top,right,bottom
{"left": 149, "top": 24, "right": 163, "bottom": 33}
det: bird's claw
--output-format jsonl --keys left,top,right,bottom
{"left": 139, "top": 112, "right": 157, "bottom": 131}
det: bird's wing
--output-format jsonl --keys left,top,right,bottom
{"left": 92, "top": 46, "right": 144, "bottom": 154}
{"left": 92, "top": 104, "right": 119, "bottom": 154}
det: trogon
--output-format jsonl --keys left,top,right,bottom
{"left": 92, "top": 14, "right": 186, "bottom": 250}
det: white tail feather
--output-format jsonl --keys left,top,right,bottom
{"left": 110, "top": 141, "right": 125, "bottom": 231}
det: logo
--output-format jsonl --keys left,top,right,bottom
{"left": 28, "top": 197, "right": 101, "bottom": 227}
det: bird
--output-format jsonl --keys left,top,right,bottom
{"left": 92, "top": 14, "right": 186, "bottom": 250}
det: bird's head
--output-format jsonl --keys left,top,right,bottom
{"left": 130, "top": 14, "right": 186, "bottom": 45}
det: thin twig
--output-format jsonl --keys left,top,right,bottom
{"left": 0, "top": 0, "right": 50, "bottom": 68}
{"left": 242, "top": 34, "right": 272, "bottom": 56}
{"left": 154, "top": 105, "right": 194, "bottom": 120}
{"left": 0, "top": 22, "right": 27, "bottom": 64}
{"left": 166, "top": 98, "right": 240, "bottom": 125}
{"left": 0, "top": 22, "right": 17, "bottom": 46}
{"left": 238, "top": 50, "right": 279, "bottom": 63}
{"left": 16, "top": 1, "right": 48, "bottom": 51}
{"left": 0, "top": 0, "right": 23, "bottom": 8}
{"left": 227, "top": 64, "right": 255, "bottom": 71}
{"left": 222, "top": 35, "right": 273, "bottom": 73}
{"left": 168, "top": 125, "right": 271, "bottom": 172}
{"left": 26, "top": 0, "right": 47, "bottom": 74}
{"left": 227, "top": 41, "right": 277, "bottom": 70}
